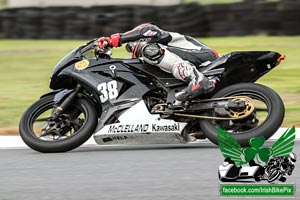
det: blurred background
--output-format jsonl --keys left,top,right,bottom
{"left": 0, "top": 0, "right": 299, "bottom": 38}
{"left": 0, "top": 0, "right": 299, "bottom": 134}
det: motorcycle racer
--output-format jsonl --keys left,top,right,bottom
{"left": 98, "top": 23, "right": 220, "bottom": 101}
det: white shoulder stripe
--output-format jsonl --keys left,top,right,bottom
{"left": 168, "top": 32, "right": 202, "bottom": 50}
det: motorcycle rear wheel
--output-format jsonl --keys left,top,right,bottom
{"left": 19, "top": 94, "right": 98, "bottom": 153}
{"left": 199, "top": 83, "right": 284, "bottom": 147}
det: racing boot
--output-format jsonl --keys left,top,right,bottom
{"left": 173, "top": 61, "right": 216, "bottom": 101}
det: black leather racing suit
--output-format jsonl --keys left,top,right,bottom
{"left": 109, "top": 23, "right": 220, "bottom": 101}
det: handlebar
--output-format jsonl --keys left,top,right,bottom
{"left": 76, "top": 38, "right": 112, "bottom": 59}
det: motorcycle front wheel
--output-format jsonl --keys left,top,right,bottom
{"left": 19, "top": 94, "right": 98, "bottom": 153}
{"left": 200, "top": 83, "right": 285, "bottom": 147}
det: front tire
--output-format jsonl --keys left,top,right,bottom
{"left": 19, "top": 95, "right": 98, "bottom": 153}
{"left": 200, "top": 83, "right": 284, "bottom": 146}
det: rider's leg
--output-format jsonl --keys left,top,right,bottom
{"left": 171, "top": 60, "right": 216, "bottom": 101}
{"left": 126, "top": 42, "right": 215, "bottom": 101}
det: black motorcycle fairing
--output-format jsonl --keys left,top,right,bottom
{"left": 203, "top": 51, "right": 280, "bottom": 79}
{"left": 50, "top": 39, "right": 99, "bottom": 89}
{"left": 52, "top": 60, "right": 151, "bottom": 112}
{"left": 127, "top": 62, "right": 185, "bottom": 88}
{"left": 51, "top": 49, "right": 80, "bottom": 81}
{"left": 199, "top": 54, "right": 229, "bottom": 73}
{"left": 200, "top": 51, "right": 281, "bottom": 93}
{"left": 50, "top": 58, "right": 122, "bottom": 90}
{"left": 86, "top": 60, "right": 153, "bottom": 102}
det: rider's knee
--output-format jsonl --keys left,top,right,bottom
{"left": 142, "top": 44, "right": 165, "bottom": 64}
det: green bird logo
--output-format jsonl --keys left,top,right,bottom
{"left": 218, "top": 126, "right": 296, "bottom": 166}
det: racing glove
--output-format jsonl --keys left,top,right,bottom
{"left": 97, "top": 33, "right": 121, "bottom": 49}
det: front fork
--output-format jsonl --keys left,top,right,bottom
{"left": 52, "top": 84, "right": 82, "bottom": 118}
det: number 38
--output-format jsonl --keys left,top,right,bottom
{"left": 97, "top": 80, "right": 118, "bottom": 103}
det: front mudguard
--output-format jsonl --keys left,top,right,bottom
{"left": 40, "top": 89, "right": 74, "bottom": 104}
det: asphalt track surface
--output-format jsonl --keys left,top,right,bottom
{"left": 0, "top": 142, "right": 299, "bottom": 200}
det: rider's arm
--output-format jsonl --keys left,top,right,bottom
{"left": 120, "top": 23, "right": 172, "bottom": 44}
{"left": 98, "top": 23, "right": 172, "bottom": 48}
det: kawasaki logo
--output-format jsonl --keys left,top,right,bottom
{"left": 152, "top": 123, "right": 180, "bottom": 132}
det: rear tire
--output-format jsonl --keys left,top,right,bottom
{"left": 200, "top": 83, "right": 284, "bottom": 146}
{"left": 19, "top": 95, "right": 98, "bottom": 153}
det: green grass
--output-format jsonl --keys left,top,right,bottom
{"left": 0, "top": 0, "right": 6, "bottom": 9}
{"left": 0, "top": 36, "right": 299, "bottom": 128}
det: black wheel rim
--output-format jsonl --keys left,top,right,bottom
{"left": 28, "top": 99, "right": 87, "bottom": 142}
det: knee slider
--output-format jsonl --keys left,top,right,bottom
{"left": 142, "top": 44, "right": 164, "bottom": 63}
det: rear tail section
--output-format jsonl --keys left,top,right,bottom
{"left": 200, "top": 51, "right": 284, "bottom": 91}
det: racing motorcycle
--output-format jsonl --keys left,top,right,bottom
{"left": 19, "top": 38, "right": 286, "bottom": 153}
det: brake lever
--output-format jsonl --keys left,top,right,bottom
{"left": 93, "top": 46, "right": 112, "bottom": 60}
